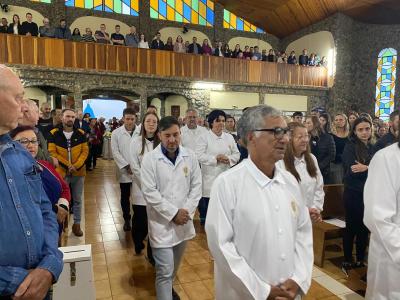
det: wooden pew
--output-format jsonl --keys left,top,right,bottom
{"left": 313, "top": 184, "right": 345, "bottom": 267}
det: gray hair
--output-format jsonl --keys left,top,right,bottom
{"left": 23, "top": 99, "right": 39, "bottom": 111}
{"left": 185, "top": 108, "right": 198, "bottom": 115}
{"left": 237, "top": 105, "right": 282, "bottom": 146}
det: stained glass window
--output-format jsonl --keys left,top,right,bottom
{"left": 65, "top": 0, "right": 139, "bottom": 16}
{"left": 150, "top": 0, "right": 214, "bottom": 27}
{"left": 223, "top": 9, "right": 264, "bottom": 33}
{"left": 31, "top": 0, "right": 51, "bottom": 2}
{"left": 375, "top": 48, "right": 397, "bottom": 121}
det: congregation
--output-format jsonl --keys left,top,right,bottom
{"left": 0, "top": 13, "right": 327, "bottom": 66}
{"left": 1, "top": 61, "right": 399, "bottom": 300}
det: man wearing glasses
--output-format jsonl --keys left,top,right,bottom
{"left": 206, "top": 105, "right": 313, "bottom": 300}
{"left": 0, "top": 65, "right": 63, "bottom": 299}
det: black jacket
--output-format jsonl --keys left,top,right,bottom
{"left": 310, "top": 132, "right": 336, "bottom": 182}
{"left": 21, "top": 21, "right": 38, "bottom": 36}
{"left": 150, "top": 39, "right": 164, "bottom": 50}
{"left": 187, "top": 43, "right": 203, "bottom": 54}
{"left": 7, "top": 23, "right": 23, "bottom": 35}
{"left": 342, "top": 139, "right": 373, "bottom": 192}
{"left": 373, "top": 131, "right": 397, "bottom": 154}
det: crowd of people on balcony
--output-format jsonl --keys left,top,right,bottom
{"left": 0, "top": 13, "right": 328, "bottom": 67}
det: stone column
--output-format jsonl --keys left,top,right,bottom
{"left": 73, "top": 91, "right": 83, "bottom": 112}
{"left": 259, "top": 92, "right": 266, "bottom": 105}
{"left": 160, "top": 97, "right": 166, "bottom": 118}
{"left": 213, "top": 3, "right": 225, "bottom": 43}
{"left": 139, "top": 87, "right": 148, "bottom": 120}
{"left": 139, "top": 0, "right": 152, "bottom": 41}
{"left": 51, "top": 0, "right": 68, "bottom": 25}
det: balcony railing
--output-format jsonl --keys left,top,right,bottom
{"left": 0, "top": 33, "right": 328, "bottom": 87}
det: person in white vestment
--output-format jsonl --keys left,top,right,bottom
{"left": 129, "top": 112, "right": 160, "bottom": 257}
{"left": 180, "top": 108, "right": 207, "bottom": 151}
{"left": 111, "top": 108, "right": 140, "bottom": 231}
{"left": 141, "top": 116, "right": 202, "bottom": 300}
{"left": 364, "top": 141, "right": 400, "bottom": 300}
{"left": 278, "top": 122, "right": 324, "bottom": 222}
{"left": 206, "top": 105, "right": 313, "bottom": 300}
{"left": 195, "top": 109, "right": 240, "bottom": 225}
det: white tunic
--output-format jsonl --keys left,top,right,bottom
{"left": 195, "top": 130, "right": 240, "bottom": 197}
{"left": 141, "top": 145, "right": 202, "bottom": 248}
{"left": 111, "top": 125, "right": 140, "bottom": 183}
{"left": 180, "top": 125, "right": 207, "bottom": 151}
{"left": 364, "top": 143, "right": 400, "bottom": 300}
{"left": 205, "top": 158, "right": 313, "bottom": 300}
{"left": 129, "top": 135, "right": 155, "bottom": 206}
{"left": 277, "top": 154, "right": 324, "bottom": 211}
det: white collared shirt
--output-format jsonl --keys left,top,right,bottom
{"left": 277, "top": 154, "right": 324, "bottom": 211}
{"left": 180, "top": 125, "right": 207, "bottom": 151}
{"left": 111, "top": 125, "right": 140, "bottom": 183}
{"left": 205, "top": 158, "right": 313, "bottom": 300}
{"left": 195, "top": 130, "right": 240, "bottom": 197}
{"left": 140, "top": 145, "right": 202, "bottom": 248}
{"left": 129, "top": 135, "right": 156, "bottom": 206}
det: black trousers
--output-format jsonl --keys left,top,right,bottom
{"left": 343, "top": 187, "right": 369, "bottom": 263}
{"left": 132, "top": 204, "right": 153, "bottom": 260}
{"left": 119, "top": 183, "right": 132, "bottom": 221}
{"left": 86, "top": 144, "right": 100, "bottom": 169}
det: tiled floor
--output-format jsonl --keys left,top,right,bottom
{"left": 67, "top": 159, "right": 365, "bottom": 300}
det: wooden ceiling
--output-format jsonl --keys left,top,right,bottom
{"left": 218, "top": 0, "right": 400, "bottom": 38}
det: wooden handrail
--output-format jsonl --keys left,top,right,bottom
{"left": 0, "top": 33, "right": 328, "bottom": 87}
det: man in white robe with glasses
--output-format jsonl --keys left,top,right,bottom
{"left": 206, "top": 105, "right": 313, "bottom": 300}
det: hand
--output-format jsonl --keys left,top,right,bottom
{"left": 26, "top": 32, "right": 31, "bottom": 36}
{"left": 52, "top": 157, "right": 59, "bottom": 168}
{"left": 13, "top": 268, "right": 53, "bottom": 300}
{"left": 351, "top": 161, "right": 368, "bottom": 173}
{"left": 173, "top": 209, "right": 190, "bottom": 225}
{"left": 309, "top": 208, "right": 322, "bottom": 223}
{"left": 279, "top": 279, "right": 300, "bottom": 300}
{"left": 266, "top": 286, "right": 292, "bottom": 300}
{"left": 57, "top": 205, "right": 68, "bottom": 224}
{"left": 124, "top": 165, "right": 133, "bottom": 175}
{"left": 216, "top": 155, "right": 230, "bottom": 164}
{"left": 68, "top": 165, "right": 77, "bottom": 173}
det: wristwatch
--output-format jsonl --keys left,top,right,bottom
{"left": 59, "top": 204, "right": 69, "bottom": 212}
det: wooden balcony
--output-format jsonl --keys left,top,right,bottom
{"left": 0, "top": 33, "right": 328, "bottom": 87}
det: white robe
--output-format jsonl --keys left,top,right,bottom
{"left": 129, "top": 135, "right": 155, "bottom": 206}
{"left": 110, "top": 125, "right": 140, "bottom": 183}
{"left": 277, "top": 154, "right": 325, "bottom": 211}
{"left": 140, "top": 145, "right": 202, "bottom": 248}
{"left": 180, "top": 125, "right": 207, "bottom": 151}
{"left": 195, "top": 130, "right": 240, "bottom": 197}
{"left": 364, "top": 143, "right": 400, "bottom": 300}
{"left": 205, "top": 158, "right": 313, "bottom": 300}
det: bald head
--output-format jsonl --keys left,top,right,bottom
{"left": 0, "top": 65, "right": 24, "bottom": 134}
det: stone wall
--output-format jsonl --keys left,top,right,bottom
{"left": 12, "top": 64, "right": 328, "bottom": 118}
{"left": 282, "top": 13, "right": 400, "bottom": 116}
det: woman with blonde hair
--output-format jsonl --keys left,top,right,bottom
{"left": 330, "top": 113, "right": 350, "bottom": 183}
{"left": 173, "top": 35, "right": 185, "bottom": 53}
{"left": 278, "top": 122, "right": 324, "bottom": 222}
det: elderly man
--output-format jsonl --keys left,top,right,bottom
{"left": 0, "top": 65, "right": 63, "bottom": 298}
{"left": 205, "top": 105, "right": 313, "bottom": 300}
{"left": 180, "top": 108, "right": 207, "bottom": 151}
{"left": 39, "top": 17, "right": 55, "bottom": 38}
{"left": 19, "top": 99, "right": 54, "bottom": 163}
{"left": 141, "top": 116, "right": 202, "bottom": 300}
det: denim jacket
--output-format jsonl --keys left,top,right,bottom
{"left": 0, "top": 134, "right": 63, "bottom": 296}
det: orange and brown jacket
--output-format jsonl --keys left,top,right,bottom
{"left": 48, "top": 126, "right": 89, "bottom": 177}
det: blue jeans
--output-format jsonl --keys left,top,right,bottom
{"left": 152, "top": 241, "right": 187, "bottom": 300}
{"left": 198, "top": 197, "right": 209, "bottom": 224}
{"left": 65, "top": 176, "right": 84, "bottom": 224}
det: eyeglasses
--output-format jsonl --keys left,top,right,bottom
{"left": 253, "top": 127, "right": 290, "bottom": 139}
{"left": 15, "top": 138, "right": 39, "bottom": 146}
